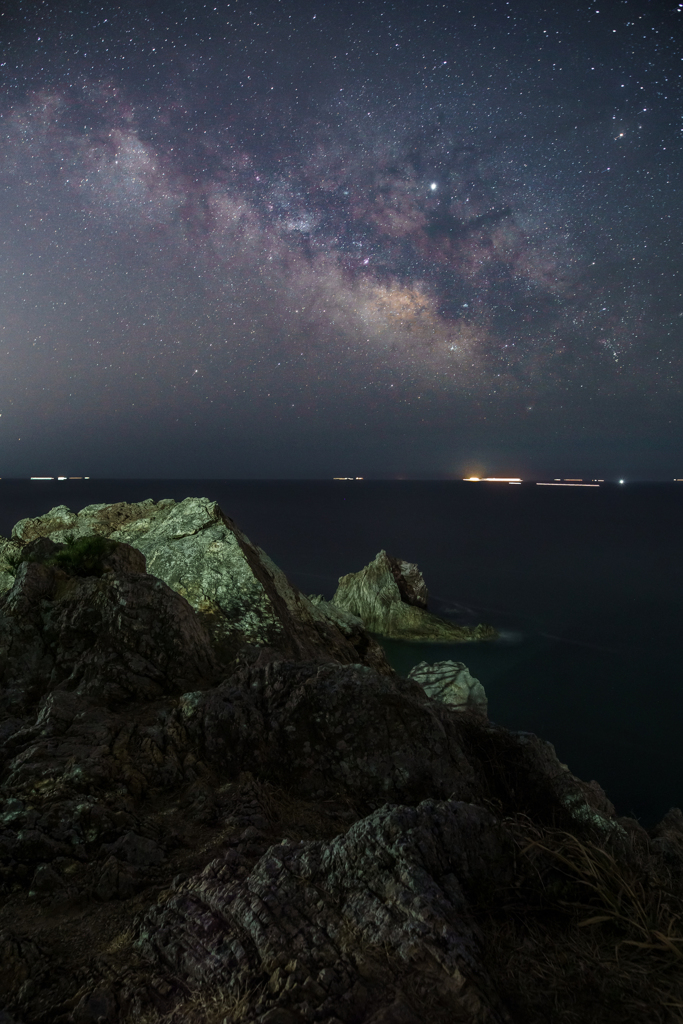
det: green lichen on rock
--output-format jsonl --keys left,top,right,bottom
{"left": 408, "top": 659, "right": 489, "bottom": 717}
{"left": 5, "top": 497, "right": 391, "bottom": 671}
{"left": 331, "top": 549, "right": 497, "bottom": 642}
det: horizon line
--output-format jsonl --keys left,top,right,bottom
{"left": 0, "top": 476, "right": 680, "bottom": 484}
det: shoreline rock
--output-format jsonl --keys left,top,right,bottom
{"left": 407, "top": 660, "right": 489, "bottom": 718}
{"left": 330, "top": 549, "right": 497, "bottom": 642}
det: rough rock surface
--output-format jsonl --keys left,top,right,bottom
{"left": 0, "top": 500, "right": 681, "bottom": 1024}
{"left": 5, "top": 498, "right": 390, "bottom": 674}
{"left": 136, "top": 800, "right": 513, "bottom": 1024}
{"left": 331, "top": 550, "right": 496, "bottom": 642}
{"left": 176, "top": 659, "right": 478, "bottom": 807}
{"left": 407, "top": 660, "right": 488, "bottom": 717}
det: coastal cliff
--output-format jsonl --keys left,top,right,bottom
{"left": 0, "top": 499, "right": 681, "bottom": 1024}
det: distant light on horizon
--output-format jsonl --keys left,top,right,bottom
{"left": 464, "top": 476, "right": 522, "bottom": 483}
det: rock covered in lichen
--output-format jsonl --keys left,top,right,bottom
{"left": 408, "top": 660, "right": 488, "bottom": 717}
{"left": 7, "top": 498, "right": 391, "bottom": 671}
{"left": 331, "top": 549, "right": 496, "bottom": 642}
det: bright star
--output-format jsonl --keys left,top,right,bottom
{"left": 430, "top": 182, "right": 437, "bottom": 191}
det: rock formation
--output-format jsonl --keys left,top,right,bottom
{"left": 2, "top": 498, "right": 390, "bottom": 674}
{"left": 0, "top": 498, "right": 681, "bottom": 1024}
{"left": 407, "top": 660, "right": 488, "bottom": 718}
{"left": 330, "top": 550, "right": 496, "bottom": 642}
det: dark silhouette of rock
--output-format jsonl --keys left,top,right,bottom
{"left": 331, "top": 549, "right": 496, "bottom": 641}
{"left": 0, "top": 499, "right": 680, "bottom": 1024}
{"left": 176, "top": 659, "right": 478, "bottom": 807}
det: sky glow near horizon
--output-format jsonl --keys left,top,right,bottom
{"left": 0, "top": 0, "right": 681, "bottom": 478}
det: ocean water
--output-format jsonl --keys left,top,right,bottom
{"left": 1, "top": 478, "right": 682, "bottom": 827}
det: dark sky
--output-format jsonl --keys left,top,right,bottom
{"left": 0, "top": 0, "right": 681, "bottom": 479}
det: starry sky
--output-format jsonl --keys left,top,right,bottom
{"left": 0, "top": 0, "right": 681, "bottom": 479}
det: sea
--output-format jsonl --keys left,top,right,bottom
{"left": 1, "top": 477, "right": 681, "bottom": 828}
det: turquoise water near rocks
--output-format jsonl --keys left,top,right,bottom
{"left": 1, "top": 477, "right": 682, "bottom": 826}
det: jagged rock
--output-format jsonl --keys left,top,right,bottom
{"left": 71, "top": 986, "right": 117, "bottom": 1023}
{"left": 331, "top": 550, "right": 496, "bottom": 642}
{"left": 0, "top": 557, "right": 218, "bottom": 715}
{"left": 407, "top": 660, "right": 488, "bottom": 717}
{"left": 176, "top": 659, "right": 478, "bottom": 807}
{"left": 6, "top": 498, "right": 391, "bottom": 672}
{"left": 135, "top": 799, "right": 513, "bottom": 1024}
{"left": 0, "top": 498, "right": 681, "bottom": 1024}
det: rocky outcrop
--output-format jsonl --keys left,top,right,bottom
{"left": 135, "top": 799, "right": 513, "bottom": 1024}
{"left": 408, "top": 660, "right": 488, "bottom": 718}
{"left": 4, "top": 498, "right": 391, "bottom": 674}
{"left": 331, "top": 550, "right": 496, "bottom": 642}
{"left": 0, "top": 500, "right": 681, "bottom": 1024}
{"left": 176, "top": 659, "right": 478, "bottom": 808}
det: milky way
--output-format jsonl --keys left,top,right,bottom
{"left": 0, "top": 0, "right": 681, "bottom": 477}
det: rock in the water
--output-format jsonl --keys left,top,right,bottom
{"left": 6, "top": 498, "right": 391, "bottom": 672}
{"left": 407, "top": 660, "right": 488, "bottom": 717}
{"left": 331, "top": 549, "right": 496, "bottom": 641}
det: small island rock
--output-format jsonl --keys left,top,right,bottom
{"left": 331, "top": 549, "right": 496, "bottom": 642}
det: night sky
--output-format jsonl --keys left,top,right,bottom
{"left": 0, "top": 0, "right": 681, "bottom": 479}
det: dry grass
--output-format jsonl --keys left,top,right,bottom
{"left": 521, "top": 828, "right": 683, "bottom": 963}
{"left": 131, "top": 977, "right": 265, "bottom": 1024}
{"left": 477, "top": 816, "right": 683, "bottom": 1023}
